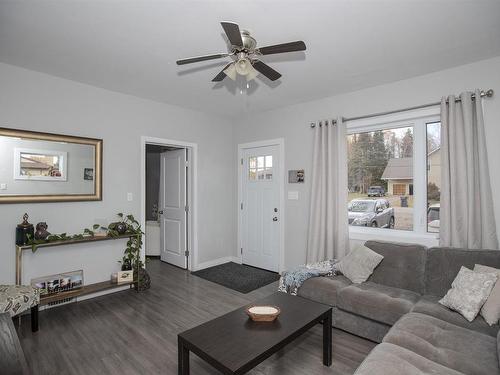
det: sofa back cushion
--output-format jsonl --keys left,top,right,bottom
{"left": 365, "top": 240, "right": 427, "bottom": 294}
{"left": 425, "top": 247, "right": 500, "bottom": 297}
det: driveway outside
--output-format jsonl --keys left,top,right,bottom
{"left": 348, "top": 193, "right": 414, "bottom": 231}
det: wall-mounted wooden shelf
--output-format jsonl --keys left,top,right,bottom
{"left": 16, "top": 234, "right": 141, "bottom": 305}
{"left": 17, "top": 234, "right": 133, "bottom": 251}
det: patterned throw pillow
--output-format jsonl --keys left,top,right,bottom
{"left": 336, "top": 244, "right": 384, "bottom": 284}
{"left": 474, "top": 264, "right": 500, "bottom": 326}
{"left": 439, "top": 266, "right": 498, "bottom": 322}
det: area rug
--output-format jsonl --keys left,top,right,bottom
{"left": 192, "top": 262, "right": 280, "bottom": 293}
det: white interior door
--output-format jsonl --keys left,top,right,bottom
{"left": 159, "top": 149, "right": 187, "bottom": 268}
{"left": 240, "top": 144, "right": 281, "bottom": 272}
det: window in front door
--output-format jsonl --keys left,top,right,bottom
{"left": 249, "top": 155, "right": 273, "bottom": 181}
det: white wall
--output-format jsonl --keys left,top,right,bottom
{"left": 235, "top": 56, "right": 500, "bottom": 270}
{"left": 0, "top": 62, "right": 235, "bottom": 284}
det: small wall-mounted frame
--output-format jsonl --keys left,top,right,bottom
{"left": 288, "top": 169, "right": 304, "bottom": 183}
{"left": 0, "top": 127, "right": 102, "bottom": 203}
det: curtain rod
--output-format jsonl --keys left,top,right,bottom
{"left": 310, "top": 89, "right": 494, "bottom": 128}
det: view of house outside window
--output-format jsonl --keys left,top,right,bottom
{"left": 347, "top": 119, "right": 442, "bottom": 233}
{"left": 347, "top": 126, "right": 414, "bottom": 231}
{"left": 426, "top": 121, "right": 441, "bottom": 233}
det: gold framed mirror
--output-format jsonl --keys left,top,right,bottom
{"left": 0, "top": 127, "right": 102, "bottom": 203}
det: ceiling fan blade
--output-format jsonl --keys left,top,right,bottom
{"left": 252, "top": 60, "right": 282, "bottom": 81}
{"left": 176, "top": 53, "right": 229, "bottom": 65}
{"left": 258, "top": 41, "right": 306, "bottom": 55}
{"left": 221, "top": 22, "right": 243, "bottom": 47}
{"left": 212, "top": 63, "right": 233, "bottom": 82}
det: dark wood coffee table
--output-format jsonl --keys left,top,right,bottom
{"left": 177, "top": 292, "right": 332, "bottom": 374}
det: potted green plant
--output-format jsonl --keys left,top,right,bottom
{"left": 108, "top": 213, "right": 151, "bottom": 291}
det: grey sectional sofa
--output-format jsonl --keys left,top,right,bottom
{"left": 297, "top": 240, "right": 500, "bottom": 375}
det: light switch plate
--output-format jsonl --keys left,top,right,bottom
{"left": 0, "top": 183, "right": 6, "bottom": 190}
{"left": 288, "top": 191, "right": 299, "bottom": 200}
{"left": 127, "top": 192, "right": 133, "bottom": 201}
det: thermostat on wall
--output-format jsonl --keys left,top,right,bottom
{"left": 288, "top": 169, "right": 304, "bottom": 183}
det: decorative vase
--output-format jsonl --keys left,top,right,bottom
{"left": 134, "top": 268, "right": 151, "bottom": 292}
{"left": 34, "top": 222, "right": 50, "bottom": 240}
{"left": 115, "top": 222, "right": 127, "bottom": 235}
{"left": 16, "top": 213, "right": 34, "bottom": 246}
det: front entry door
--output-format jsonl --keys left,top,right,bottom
{"left": 159, "top": 149, "right": 187, "bottom": 269}
{"left": 240, "top": 144, "right": 281, "bottom": 272}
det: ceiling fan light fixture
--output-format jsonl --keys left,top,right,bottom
{"left": 235, "top": 57, "right": 251, "bottom": 76}
{"left": 223, "top": 63, "right": 237, "bottom": 80}
{"left": 246, "top": 64, "right": 259, "bottom": 81}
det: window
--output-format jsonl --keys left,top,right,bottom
{"left": 348, "top": 126, "right": 414, "bottom": 231}
{"left": 249, "top": 155, "right": 273, "bottom": 181}
{"left": 347, "top": 113, "right": 441, "bottom": 235}
{"left": 426, "top": 121, "right": 441, "bottom": 233}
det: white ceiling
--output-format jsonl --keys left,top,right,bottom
{"left": 1, "top": 0, "right": 500, "bottom": 118}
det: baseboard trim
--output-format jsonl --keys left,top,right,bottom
{"left": 194, "top": 256, "right": 241, "bottom": 271}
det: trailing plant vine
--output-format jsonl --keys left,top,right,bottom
{"left": 27, "top": 224, "right": 102, "bottom": 252}
{"left": 107, "top": 213, "right": 145, "bottom": 271}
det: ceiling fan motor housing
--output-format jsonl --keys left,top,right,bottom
{"left": 239, "top": 30, "right": 256, "bottom": 51}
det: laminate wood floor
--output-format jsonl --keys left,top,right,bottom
{"left": 16, "top": 259, "right": 376, "bottom": 375}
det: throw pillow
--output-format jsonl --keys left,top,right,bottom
{"left": 336, "top": 244, "right": 384, "bottom": 284}
{"left": 474, "top": 264, "right": 500, "bottom": 326}
{"left": 439, "top": 266, "right": 498, "bottom": 322}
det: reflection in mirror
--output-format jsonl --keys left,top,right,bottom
{"left": 15, "top": 148, "right": 67, "bottom": 181}
{"left": 0, "top": 128, "right": 102, "bottom": 203}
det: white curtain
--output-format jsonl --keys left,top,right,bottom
{"left": 440, "top": 89, "right": 498, "bottom": 249}
{"left": 306, "top": 117, "right": 349, "bottom": 262}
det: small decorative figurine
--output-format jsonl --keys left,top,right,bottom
{"left": 34, "top": 222, "right": 50, "bottom": 240}
{"left": 16, "top": 213, "right": 34, "bottom": 246}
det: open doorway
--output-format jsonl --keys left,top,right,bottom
{"left": 141, "top": 137, "right": 197, "bottom": 270}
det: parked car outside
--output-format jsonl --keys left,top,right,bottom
{"left": 367, "top": 186, "right": 386, "bottom": 197}
{"left": 427, "top": 203, "right": 440, "bottom": 233}
{"left": 348, "top": 198, "right": 395, "bottom": 228}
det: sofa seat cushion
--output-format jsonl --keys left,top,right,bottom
{"left": 383, "top": 312, "right": 499, "bottom": 375}
{"left": 354, "top": 343, "right": 466, "bottom": 375}
{"left": 337, "top": 282, "right": 420, "bottom": 325}
{"left": 412, "top": 295, "right": 499, "bottom": 337}
{"left": 297, "top": 275, "right": 351, "bottom": 306}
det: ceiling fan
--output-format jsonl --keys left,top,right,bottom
{"left": 176, "top": 22, "right": 306, "bottom": 82}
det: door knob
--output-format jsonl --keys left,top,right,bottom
{"left": 273, "top": 217, "right": 278, "bottom": 222}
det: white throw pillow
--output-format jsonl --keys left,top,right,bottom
{"left": 439, "top": 266, "right": 498, "bottom": 322}
{"left": 474, "top": 264, "right": 500, "bottom": 326}
{"left": 336, "top": 244, "right": 384, "bottom": 284}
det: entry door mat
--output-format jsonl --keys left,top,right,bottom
{"left": 192, "top": 262, "right": 280, "bottom": 294}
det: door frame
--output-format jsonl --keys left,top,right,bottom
{"left": 237, "top": 138, "right": 285, "bottom": 273}
{"left": 140, "top": 136, "right": 198, "bottom": 271}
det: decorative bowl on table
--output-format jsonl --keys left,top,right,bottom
{"left": 245, "top": 305, "right": 281, "bottom": 322}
